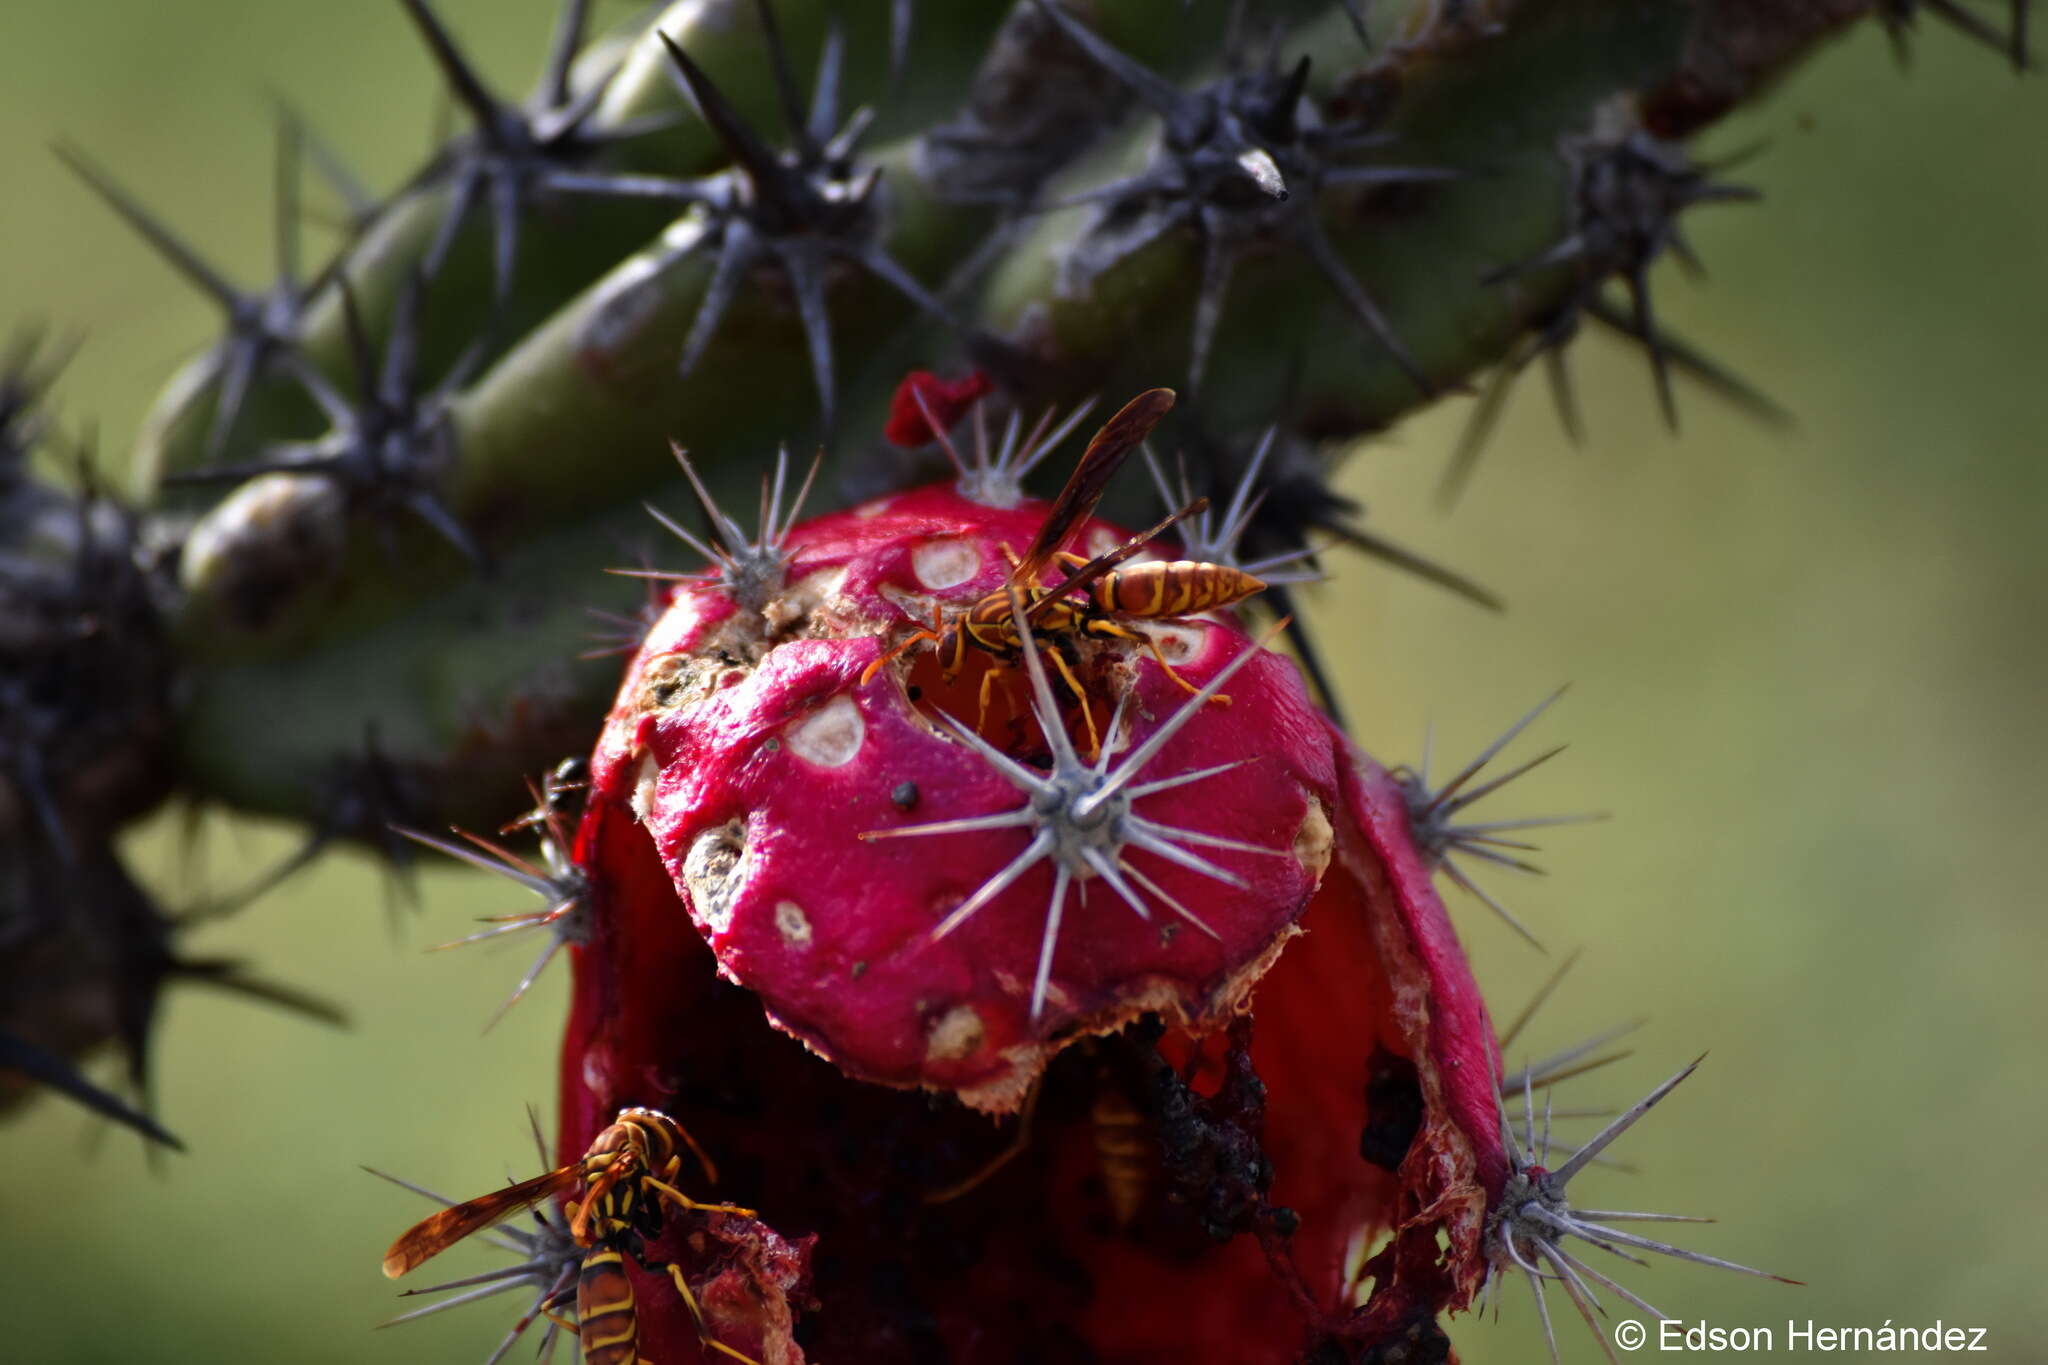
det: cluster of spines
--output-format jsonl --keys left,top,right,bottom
{"left": 865, "top": 597, "right": 1288, "bottom": 1021}
{"left": 396, "top": 760, "right": 593, "bottom": 1029}
{"left": 367, "top": 1110, "right": 582, "bottom": 1363}
{"left": 1033, "top": 0, "right": 1458, "bottom": 398}
{"left": 1392, "top": 687, "right": 1606, "bottom": 951}
{"left": 1444, "top": 117, "right": 1775, "bottom": 501}
{"left": 1482, "top": 1058, "right": 1799, "bottom": 1364}
{"left": 629, "top": 443, "right": 822, "bottom": 620}
{"left": 0, "top": 337, "right": 353, "bottom": 1150}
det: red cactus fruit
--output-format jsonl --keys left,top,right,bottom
{"left": 557, "top": 394, "right": 1517, "bottom": 1362}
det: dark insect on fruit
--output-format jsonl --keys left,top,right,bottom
{"left": 381, "top": 1106, "right": 758, "bottom": 1365}
{"left": 861, "top": 387, "right": 1265, "bottom": 750}
{"left": 1090, "top": 1065, "right": 1156, "bottom": 1230}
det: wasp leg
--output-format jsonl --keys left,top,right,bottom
{"left": 643, "top": 1176, "right": 756, "bottom": 1221}
{"left": 976, "top": 659, "right": 1018, "bottom": 733}
{"left": 663, "top": 1263, "right": 762, "bottom": 1365}
{"left": 923, "top": 1077, "right": 1043, "bottom": 1204}
{"left": 1093, "top": 620, "right": 1234, "bottom": 708}
{"left": 1039, "top": 645, "right": 1103, "bottom": 755}
{"left": 666, "top": 1122, "right": 721, "bottom": 1185}
{"left": 861, "top": 624, "right": 941, "bottom": 687}
{"left": 1141, "top": 630, "right": 1231, "bottom": 708}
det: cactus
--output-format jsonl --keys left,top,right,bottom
{"left": 2, "top": 0, "right": 2036, "bottom": 1360}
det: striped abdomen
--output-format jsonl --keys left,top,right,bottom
{"left": 577, "top": 1247, "right": 639, "bottom": 1365}
{"left": 1093, "top": 561, "right": 1264, "bottom": 619}
{"left": 1091, "top": 1083, "right": 1154, "bottom": 1229}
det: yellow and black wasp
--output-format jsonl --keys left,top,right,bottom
{"left": 863, "top": 387, "right": 1269, "bottom": 748}
{"left": 382, "top": 1106, "right": 757, "bottom": 1365}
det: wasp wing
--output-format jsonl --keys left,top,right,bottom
{"left": 1011, "top": 387, "right": 1176, "bottom": 585}
{"left": 382, "top": 1165, "right": 582, "bottom": 1278}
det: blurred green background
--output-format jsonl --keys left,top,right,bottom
{"left": 3, "top": 3, "right": 2044, "bottom": 1361}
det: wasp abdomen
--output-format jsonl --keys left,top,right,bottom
{"left": 1091, "top": 1084, "right": 1155, "bottom": 1229}
{"left": 1095, "top": 561, "right": 1265, "bottom": 619}
{"left": 578, "top": 1247, "right": 640, "bottom": 1365}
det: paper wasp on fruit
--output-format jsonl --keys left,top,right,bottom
{"left": 862, "top": 387, "right": 1271, "bottom": 750}
{"left": 382, "top": 1107, "right": 758, "bottom": 1365}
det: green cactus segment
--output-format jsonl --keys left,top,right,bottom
{"left": 173, "top": 500, "right": 648, "bottom": 829}
{"left": 981, "top": 1, "right": 1698, "bottom": 435}
{"left": 135, "top": 0, "right": 976, "bottom": 492}
{"left": 160, "top": 0, "right": 1867, "bottom": 831}
{"left": 134, "top": 1, "right": 1330, "bottom": 495}
{"left": 171, "top": 132, "right": 984, "bottom": 631}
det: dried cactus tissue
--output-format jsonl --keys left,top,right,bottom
{"left": 3, "top": 2, "right": 2043, "bottom": 1363}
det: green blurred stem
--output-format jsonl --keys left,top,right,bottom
{"left": 163, "top": 0, "right": 1870, "bottom": 831}
{"left": 136, "top": 0, "right": 1004, "bottom": 490}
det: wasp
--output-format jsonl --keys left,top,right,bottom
{"left": 382, "top": 1106, "right": 757, "bottom": 1365}
{"left": 1090, "top": 1068, "right": 1156, "bottom": 1230}
{"left": 862, "top": 387, "right": 1267, "bottom": 748}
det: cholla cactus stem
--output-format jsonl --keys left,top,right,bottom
{"left": 649, "top": 14, "right": 959, "bottom": 435}
{"left": 1033, "top": 0, "right": 1449, "bottom": 395}
{"left": 168, "top": 274, "right": 483, "bottom": 564}
{"left": 399, "top": 0, "right": 667, "bottom": 299}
